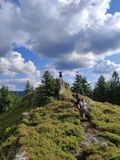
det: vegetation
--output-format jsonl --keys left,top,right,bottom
{"left": 93, "top": 75, "right": 109, "bottom": 102}
{"left": 71, "top": 72, "right": 92, "bottom": 98}
{"left": 24, "top": 80, "right": 34, "bottom": 95}
{"left": 0, "top": 92, "right": 83, "bottom": 159}
{"left": 0, "top": 86, "right": 20, "bottom": 113}
{"left": 80, "top": 101, "right": 120, "bottom": 160}
{"left": 0, "top": 70, "right": 120, "bottom": 159}
{"left": 93, "top": 71, "right": 120, "bottom": 105}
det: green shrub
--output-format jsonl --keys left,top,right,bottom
{"left": 38, "top": 96, "right": 55, "bottom": 106}
{"left": 86, "top": 154, "right": 102, "bottom": 160}
{"left": 111, "top": 151, "right": 120, "bottom": 160}
{"left": 98, "top": 132, "right": 120, "bottom": 146}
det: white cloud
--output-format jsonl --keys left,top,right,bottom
{"left": 55, "top": 51, "right": 95, "bottom": 70}
{"left": 0, "top": 51, "right": 41, "bottom": 90}
{"left": 0, "top": 51, "right": 40, "bottom": 76}
{"left": 93, "top": 60, "right": 120, "bottom": 75}
{"left": 0, "top": 0, "right": 119, "bottom": 65}
{"left": 1, "top": 0, "right": 120, "bottom": 90}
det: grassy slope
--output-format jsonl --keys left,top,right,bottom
{"left": 81, "top": 102, "right": 120, "bottom": 160}
{"left": 0, "top": 89, "right": 120, "bottom": 160}
{"left": 0, "top": 89, "right": 84, "bottom": 160}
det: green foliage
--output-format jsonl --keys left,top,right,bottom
{"left": 0, "top": 96, "right": 83, "bottom": 159}
{"left": 0, "top": 86, "right": 19, "bottom": 113}
{"left": 1, "top": 81, "right": 120, "bottom": 159}
{"left": 24, "top": 80, "right": 34, "bottom": 95}
{"left": 61, "top": 88, "right": 74, "bottom": 101}
{"left": 38, "top": 96, "right": 55, "bottom": 106}
{"left": 98, "top": 132, "right": 120, "bottom": 146}
{"left": 37, "top": 70, "right": 58, "bottom": 106}
{"left": 81, "top": 141, "right": 117, "bottom": 160}
{"left": 80, "top": 101, "right": 120, "bottom": 159}
{"left": 93, "top": 75, "right": 109, "bottom": 102}
{"left": 40, "top": 70, "right": 57, "bottom": 96}
{"left": 111, "top": 151, "right": 120, "bottom": 160}
{"left": 93, "top": 71, "right": 120, "bottom": 105}
{"left": 72, "top": 73, "right": 92, "bottom": 98}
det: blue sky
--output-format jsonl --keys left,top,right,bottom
{"left": 0, "top": 0, "right": 120, "bottom": 91}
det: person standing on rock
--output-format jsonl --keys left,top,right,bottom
{"left": 58, "top": 70, "right": 63, "bottom": 78}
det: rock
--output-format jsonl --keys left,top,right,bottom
{"left": 85, "top": 96, "right": 96, "bottom": 107}
{"left": 56, "top": 79, "right": 69, "bottom": 96}
{"left": 14, "top": 150, "right": 28, "bottom": 160}
{"left": 22, "top": 112, "right": 30, "bottom": 119}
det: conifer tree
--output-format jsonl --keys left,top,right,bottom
{"left": 0, "top": 86, "right": 14, "bottom": 113}
{"left": 72, "top": 72, "right": 92, "bottom": 97}
{"left": 93, "top": 75, "right": 109, "bottom": 102}
{"left": 39, "top": 70, "right": 57, "bottom": 97}
{"left": 109, "top": 71, "right": 120, "bottom": 104}
{"left": 24, "top": 80, "right": 34, "bottom": 95}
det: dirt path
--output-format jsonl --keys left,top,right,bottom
{"left": 75, "top": 121, "right": 99, "bottom": 160}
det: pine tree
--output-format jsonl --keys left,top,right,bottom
{"left": 24, "top": 80, "right": 34, "bottom": 95}
{"left": 0, "top": 86, "right": 14, "bottom": 113}
{"left": 72, "top": 73, "right": 92, "bottom": 97}
{"left": 109, "top": 71, "right": 120, "bottom": 104}
{"left": 93, "top": 75, "right": 108, "bottom": 102}
{"left": 72, "top": 73, "right": 84, "bottom": 94}
{"left": 40, "top": 70, "right": 57, "bottom": 97}
{"left": 37, "top": 71, "right": 57, "bottom": 106}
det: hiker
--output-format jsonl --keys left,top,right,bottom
{"left": 58, "top": 71, "right": 62, "bottom": 78}
{"left": 80, "top": 98, "right": 88, "bottom": 120}
{"left": 75, "top": 92, "right": 81, "bottom": 109}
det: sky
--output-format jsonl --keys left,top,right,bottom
{"left": 0, "top": 0, "right": 120, "bottom": 91}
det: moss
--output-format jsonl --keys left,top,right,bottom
{"left": 1, "top": 90, "right": 120, "bottom": 159}
{"left": 0, "top": 96, "right": 83, "bottom": 159}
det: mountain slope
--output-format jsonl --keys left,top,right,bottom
{"left": 77, "top": 102, "right": 120, "bottom": 160}
{"left": 0, "top": 89, "right": 84, "bottom": 159}
{"left": 0, "top": 90, "right": 120, "bottom": 160}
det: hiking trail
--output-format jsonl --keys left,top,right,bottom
{"left": 75, "top": 120, "right": 99, "bottom": 160}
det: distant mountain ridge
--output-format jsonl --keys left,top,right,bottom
{"left": 12, "top": 91, "right": 24, "bottom": 97}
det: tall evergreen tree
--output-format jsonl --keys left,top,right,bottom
{"left": 109, "top": 71, "right": 120, "bottom": 104}
{"left": 24, "top": 80, "right": 34, "bottom": 95}
{"left": 72, "top": 73, "right": 84, "bottom": 94}
{"left": 72, "top": 73, "right": 92, "bottom": 97}
{"left": 39, "top": 70, "right": 57, "bottom": 97}
{"left": 0, "top": 86, "right": 14, "bottom": 113}
{"left": 93, "top": 75, "right": 109, "bottom": 102}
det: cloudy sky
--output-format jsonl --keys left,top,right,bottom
{"left": 0, "top": 0, "right": 120, "bottom": 91}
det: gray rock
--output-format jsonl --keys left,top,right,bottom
{"left": 14, "top": 151, "right": 28, "bottom": 160}
{"left": 22, "top": 112, "right": 30, "bottom": 119}
{"left": 85, "top": 96, "right": 96, "bottom": 107}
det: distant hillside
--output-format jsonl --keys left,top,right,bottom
{"left": 12, "top": 90, "right": 24, "bottom": 97}
{"left": 0, "top": 88, "right": 120, "bottom": 159}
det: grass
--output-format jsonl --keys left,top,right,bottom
{"left": 0, "top": 94, "right": 84, "bottom": 159}
{"left": 0, "top": 89, "right": 120, "bottom": 160}
{"left": 80, "top": 101, "right": 120, "bottom": 160}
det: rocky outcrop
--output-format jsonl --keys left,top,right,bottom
{"left": 56, "top": 78, "right": 69, "bottom": 96}
{"left": 14, "top": 150, "right": 28, "bottom": 160}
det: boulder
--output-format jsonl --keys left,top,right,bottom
{"left": 56, "top": 78, "right": 69, "bottom": 96}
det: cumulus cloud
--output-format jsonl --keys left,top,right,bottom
{"left": 55, "top": 52, "right": 95, "bottom": 70}
{"left": 0, "top": 0, "right": 120, "bottom": 70}
{"left": 0, "top": 51, "right": 40, "bottom": 76}
{"left": 0, "top": 51, "right": 41, "bottom": 90}
{"left": 93, "top": 60, "right": 120, "bottom": 75}
{"left": 1, "top": 0, "right": 120, "bottom": 90}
